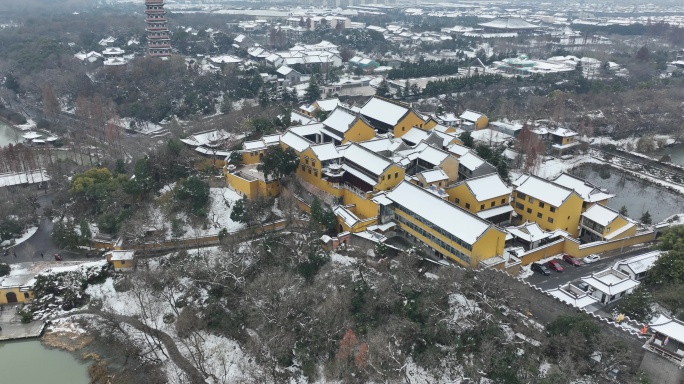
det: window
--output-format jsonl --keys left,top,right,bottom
{"left": 395, "top": 172, "right": 399, "bottom": 178}
{"left": 528, "top": 197, "right": 535, "bottom": 203}
{"left": 491, "top": 202, "right": 496, "bottom": 207}
{"left": 301, "top": 164, "right": 305, "bottom": 171}
{"left": 515, "top": 202, "right": 524, "bottom": 209}
{"left": 312, "top": 160, "right": 316, "bottom": 167}
{"left": 517, "top": 192, "right": 526, "bottom": 199}
{"left": 305, "top": 156, "right": 309, "bottom": 164}
{"left": 537, "top": 213, "right": 543, "bottom": 219}
{"left": 381, "top": 175, "right": 385, "bottom": 180}
{"left": 539, "top": 202, "right": 545, "bottom": 208}
{"left": 388, "top": 174, "right": 392, "bottom": 180}
{"left": 568, "top": 216, "right": 570, "bottom": 219}
{"left": 402, "top": 127, "right": 405, "bottom": 131}
{"left": 121, "top": 260, "right": 126, "bottom": 265}
{"left": 455, "top": 198, "right": 460, "bottom": 204}
{"left": 24, "top": 292, "right": 29, "bottom": 299}
{"left": 606, "top": 227, "right": 611, "bottom": 232}
{"left": 550, "top": 207, "right": 556, "bottom": 213}
{"left": 314, "top": 170, "right": 318, "bottom": 177}
{"left": 480, "top": 204, "right": 485, "bottom": 210}
{"left": 501, "top": 198, "right": 506, "bottom": 204}
{"left": 548, "top": 217, "right": 554, "bottom": 223}
{"left": 527, "top": 208, "right": 532, "bottom": 214}
{"left": 465, "top": 203, "right": 471, "bottom": 209}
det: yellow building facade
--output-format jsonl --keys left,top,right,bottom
{"left": 225, "top": 169, "right": 280, "bottom": 199}
{"left": 341, "top": 117, "right": 376, "bottom": 144}
{"left": 446, "top": 184, "right": 509, "bottom": 214}
{"left": 512, "top": 175, "right": 584, "bottom": 237}
{"left": 0, "top": 286, "right": 33, "bottom": 305}
{"left": 393, "top": 111, "right": 428, "bottom": 138}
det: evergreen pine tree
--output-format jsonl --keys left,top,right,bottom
{"left": 376, "top": 78, "right": 390, "bottom": 98}
{"left": 640, "top": 211, "right": 652, "bottom": 225}
{"left": 619, "top": 205, "right": 628, "bottom": 216}
{"left": 304, "top": 78, "right": 321, "bottom": 103}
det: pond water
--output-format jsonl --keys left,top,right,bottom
{"left": 0, "top": 120, "right": 22, "bottom": 147}
{"left": 651, "top": 145, "right": 684, "bottom": 167}
{"left": 571, "top": 164, "right": 684, "bottom": 222}
{"left": 0, "top": 339, "right": 90, "bottom": 384}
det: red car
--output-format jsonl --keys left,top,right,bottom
{"left": 547, "top": 260, "right": 564, "bottom": 272}
{"left": 562, "top": 254, "right": 581, "bottom": 267}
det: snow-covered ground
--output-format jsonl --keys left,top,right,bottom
{"left": 533, "top": 155, "right": 604, "bottom": 179}
{"left": 82, "top": 248, "right": 261, "bottom": 383}
{"left": 152, "top": 188, "right": 246, "bottom": 240}
{"left": 1, "top": 226, "right": 38, "bottom": 247}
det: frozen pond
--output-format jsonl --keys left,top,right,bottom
{"left": 571, "top": 164, "right": 684, "bottom": 222}
{"left": 651, "top": 145, "right": 684, "bottom": 167}
{"left": 0, "top": 339, "right": 90, "bottom": 384}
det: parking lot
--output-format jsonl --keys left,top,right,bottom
{"left": 524, "top": 246, "right": 657, "bottom": 291}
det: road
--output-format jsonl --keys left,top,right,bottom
{"left": 2, "top": 192, "right": 93, "bottom": 265}
{"left": 524, "top": 246, "right": 657, "bottom": 291}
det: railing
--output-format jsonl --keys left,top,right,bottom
{"left": 645, "top": 340, "right": 684, "bottom": 364}
{"left": 343, "top": 183, "right": 368, "bottom": 198}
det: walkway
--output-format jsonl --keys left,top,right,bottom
{"left": 0, "top": 305, "right": 45, "bottom": 341}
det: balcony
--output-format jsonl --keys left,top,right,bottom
{"left": 147, "top": 35, "right": 170, "bottom": 40}
{"left": 145, "top": 18, "right": 167, "bottom": 23}
{"left": 145, "top": 0, "right": 165, "bottom": 4}
{"left": 148, "top": 43, "right": 171, "bottom": 48}
{"left": 145, "top": 10, "right": 166, "bottom": 14}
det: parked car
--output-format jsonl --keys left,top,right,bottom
{"left": 583, "top": 254, "right": 601, "bottom": 264}
{"left": 562, "top": 254, "right": 581, "bottom": 266}
{"left": 547, "top": 260, "right": 564, "bottom": 272}
{"left": 531, "top": 262, "right": 551, "bottom": 276}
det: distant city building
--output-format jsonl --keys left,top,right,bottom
{"left": 145, "top": 0, "right": 171, "bottom": 57}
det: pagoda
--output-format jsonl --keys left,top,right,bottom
{"left": 145, "top": 0, "right": 171, "bottom": 56}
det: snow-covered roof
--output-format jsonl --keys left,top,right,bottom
{"left": 581, "top": 268, "right": 639, "bottom": 296}
{"left": 460, "top": 173, "right": 511, "bottom": 202}
{"left": 479, "top": 17, "right": 538, "bottom": 30}
{"left": 333, "top": 205, "right": 361, "bottom": 228}
{"left": 0, "top": 170, "right": 50, "bottom": 187}
{"left": 210, "top": 55, "right": 242, "bottom": 64}
{"left": 552, "top": 173, "right": 614, "bottom": 203}
{"left": 460, "top": 110, "right": 485, "bottom": 123}
{"left": 650, "top": 314, "right": 684, "bottom": 343}
{"left": 547, "top": 284, "right": 599, "bottom": 309}
{"left": 109, "top": 250, "right": 135, "bottom": 261}
{"left": 513, "top": 174, "right": 574, "bottom": 207}
{"left": 420, "top": 169, "right": 448, "bottom": 183}
{"left": 342, "top": 144, "right": 392, "bottom": 176}
{"left": 277, "top": 65, "right": 296, "bottom": 76}
{"left": 458, "top": 151, "right": 488, "bottom": 171}
{"left": 180, "top": 129, "right": 232, "bottom": 147}
{"left": 341, "top": 164, "right": 377, "bottom": 187}
{"left": 234, "top": 34, "right": 246, "bottom": 43}
{"left": 400, "top": 127, "right": 430, "bottom": 144}
{"left": 310, "top": 143, "right": 341, "bottom": 162}
{"left": 470, "top": 128, "right": 512, "bottom": 145}
{"left": 289, "top": 123, "right": 324, "bottom": 137}
{"left": 322, "top": 107, "right": 357, "bottom": 134}
{"left": 506, "top": 221, "right": 553, "bottom": 242}
{"left": 447, "top": 144, "right": 470, "bottom": 157}
{"left": 385, "top": 181, "right": 494, "bottom": 246}
{"left": 358, "top": 137, "right": 403, "bottom": 153}
{"left": 477, "top": 204, "right": 514, "bottom": 220}
{"left": 315, "top": 98, "right": 341, "bottom": 112}
{"left": 280, "top": 131, "right": 312, "bottom": 153}
{"left": 360, "top": 97, "right": 410, "bottom": 127}
{"left": 613, "top": 251, "right": 661, "bottom": 275}
{"left": 414, "top": 143, "right": 449, "bottom": 166}
{"left": 582, "top": 204, "right": 620, "bottom": 227}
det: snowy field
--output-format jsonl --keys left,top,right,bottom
{"left": 153, "top": 187, "right": 246, "bottom": 240}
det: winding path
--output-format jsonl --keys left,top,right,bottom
{"left": 55, "top": 310, "right": 206, "bottom": 384}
